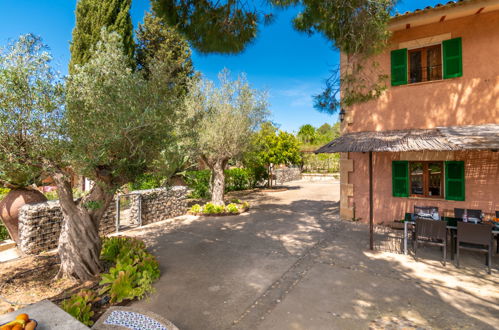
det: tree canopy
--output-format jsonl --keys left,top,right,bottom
{"left": 187, "top": 70, "right": 268, "bottom": 204}
{"left": 151, "top": 0, "right": 397, "bottom": 112}
{"left": 69, "top": 0, "right": 135, "bottom": 72}
{"left": 0, "top": 34, "right": 64, "bottom": 189}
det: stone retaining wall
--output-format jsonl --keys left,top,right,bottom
{"left": 18, "top": 200, "right": 116, "bottom": 255}
{"left": 127, "top": 186, "right": 188, "bottom": 225}
{"left": 274, "top": 167, "right": 302, "bottom": 185}
{"left": 18, "top": 186, "right": 187, "bottom": 255}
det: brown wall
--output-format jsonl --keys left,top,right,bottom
{"left": 344, "top": 10, "right": 499, "bottom": 133}
{"left": 349, "top": 151, "right": 499, "bottom": 224}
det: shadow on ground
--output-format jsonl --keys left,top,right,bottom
{"left": 122, "top": 181, "right": 498, "bottom": 330}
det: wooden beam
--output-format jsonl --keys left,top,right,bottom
{"left": 475, "top": 7, "right": 485, "bottom": 14}
{"left": 439, "top": 15, "right": 446, "bottom": 22}
{"left": 369, "top": 151, "right": 374, "bottom": 251}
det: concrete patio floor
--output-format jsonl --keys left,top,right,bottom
{"left": 123, "top": 180, "right": 499, "bottom": 330}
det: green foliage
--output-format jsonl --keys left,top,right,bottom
{"left": 61, "top": 290, "right": 98, "bottom": 326}
{"left": 100, "top": 236, "right": 160, "bottom": 303}
{"left": 0, "top": 34, "right": 64, "bottom": 189}
{"left": 129, "top": 173, "right": 162, "bottom": 191}
{"left": 70, "top": 0, "right": 135, "bottom": 72}
{"left": 189, "top": 204, "right": 202, "bottom": 213}
{"left": 230, "top": 198, "right": 241, "bottom": 204}
{"left": 226, "top": 203, "right": 239, "bottom": 214}
{"left": 241, "top": 201, "right": 250, "bottom": 210}
{"left": 297, "top": 124, "right": 316, "bottom": 144}
{"left": 185, "top": 170, "right": 211, "bottom": 199}
{"left": 187, "top": 70, "right": 268, "bottom": 203}
{"left": 245, "top": 122, "right": 302, "bottom": 169}
{"left": 202, "top": 202, "right": 218, "bottom": 214}
{"left": 0, "top": 188, "right": 10, "bottom": 200}
{"left": 0, "top": 223, "right": 9, "bottom": 241}
{"left": 66, "top": 30, "right": 190, "bottom": 190}
{"left": 225, "top": 168, "right": 251, "bottom": 192}
{"left": 151, "top": 0, "right": 269, "bottom": 54}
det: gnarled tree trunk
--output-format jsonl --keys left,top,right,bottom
{"left": 53, "top": 172, "right": 114, "bottom": 280}
{"left": 209, "top": 158, "right": 227, "bottom": 206}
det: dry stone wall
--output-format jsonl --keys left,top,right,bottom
{"left": 18, "top": 200, "right": 116, "bottom": 255}
{"left": 127, "top": 186, "right": 187, "bottom": 225}
{"left": 18, "top": 186, "right": 187, "bottom": 255}
{"left": 274, "top": 167, "right": 302, "bottom": 185}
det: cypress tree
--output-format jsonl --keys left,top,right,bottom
{"left": 69, "top": 0, "right": 135, "bottom": 72}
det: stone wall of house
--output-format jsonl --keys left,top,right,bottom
{"left": 127, "top": 186, "right": 188, "bottom": 225}
{"left": 18, "top": 186, "right": 188, "bottom": 255}
{"left": 274, "top": 167, "right": 302, "bottom": 185}
{"left": 18, "top": 200, "right": 116, "bottom": 255}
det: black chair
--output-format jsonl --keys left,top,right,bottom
{"left": 456, "top": 222, "right": 493, "bottom": 274}
{"left": 414, "top": 218, "right": 447, "bottom": 265}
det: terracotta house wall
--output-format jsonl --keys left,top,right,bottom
{"left": 344, "top": 10, "right": 499, "bottom": 133}
{"left": 349, "top": 151, "right": 499, "bottom": 224}
{"left": 337, "top": 9, "right": 499, "bottom": 223}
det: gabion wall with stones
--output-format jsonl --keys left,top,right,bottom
{"left": 18, "top": 200, "right": 116, "bottom": 255}
{"left": 18, "top": 186, "right": 187, "bottom": 255}
{"left": 274, "top": 167, "right": 302, "bottom": 185}
{"left": 127, "top": 186, "right": 188, "bottom": 225}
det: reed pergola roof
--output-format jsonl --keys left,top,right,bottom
{"left": 315, "top": 124, "right": 499, "bottom": 153}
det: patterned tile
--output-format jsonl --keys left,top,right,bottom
{"left": 103, "top": 310, "right": 168, "bottom": 330}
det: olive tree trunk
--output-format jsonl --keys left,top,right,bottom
{"left": 208, "top": 158, "right": 228, "bottom": 205}
{"left": 53, "top": 173, "right": 114, "bottom": 280}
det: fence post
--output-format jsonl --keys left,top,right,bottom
{"left": 115, "top": 197, "right": 120, "bottom": 233}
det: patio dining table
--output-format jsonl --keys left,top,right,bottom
{"left": 403, "top": 215, "right": 499, "bottom": 256}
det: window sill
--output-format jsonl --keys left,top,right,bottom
{"left": 394, "top": 196, "right": 446, "bottom": 201}
{"left": 394, "top": 76, "right": 461, "bottom": 87}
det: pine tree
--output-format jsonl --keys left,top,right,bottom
{"left": 69, "top": 0, "right": 135, "bottom": 72}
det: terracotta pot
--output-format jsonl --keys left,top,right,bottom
{"left": 0, "top": 188, "right": 47, "bottom": 244}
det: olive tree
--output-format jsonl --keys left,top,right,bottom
{"left": 187, "top": 70, "right": 268, "bottom": 204}
{"left": 56, "top": 30, "right": 191, "bottom": 279}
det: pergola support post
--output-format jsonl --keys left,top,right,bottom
{"left": 369, "top": 151, "right": 374, "bottom": 250}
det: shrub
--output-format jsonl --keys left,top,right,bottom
{"left": 129, "top": 173, "right": 162, "bottom": 191}
{"left": 99, "top": 236, "right": 160, "bottom": 303}
{"left": 101, "top": 236, "right": 146, "bottom": 263}
{"left": 61, "top": 290, "right": 98, "bottom": 326}
{"left": 189, "top": 204, "right": 202, "bottom": 213}
{"left": 226, "top": 203, "right": 239, "bottom": 214}
{"left": 230, "top": 198, "right": 241, "bottom": 204}
{"left": 241, "top": 201, "right": 250, "bottom": 210}
{"left": 225, "top": 168, "right": 250, "bottom": 192}
{"left": 185, "top": 170, "right": 211, "bottom": 199}
{"left": 203, "top": 202, "right": 217, "bottom": 214}
{"left": 0, "top": 187, "right": 9, "bottom": 200}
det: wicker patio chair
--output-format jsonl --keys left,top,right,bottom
{"left": 414, "top": 218, "right": 447, "bottom": 265}
{"left": 456, "top": 222, "right": 493, "bottom": 274}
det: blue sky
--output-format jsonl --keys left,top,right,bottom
{"left": 0, "top": 0, "right": 437, "bottom": 133}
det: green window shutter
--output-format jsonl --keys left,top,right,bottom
{"left": 391, "top": 48, "right": 408, "bottom": 86}
{"left": 443, "top": 37, "right": 463, "bottom": 79}
{"left": 392, "top": 161, "right": 409, "bottom": 197}
{"left": 445, "top": 161, "right": 465, "bottom": 201}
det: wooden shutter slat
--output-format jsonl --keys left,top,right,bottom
{"left": 392, "top": 161, "right": 409, "bottom": 197}
{"left": 443, "top": 38, "right": 463, "bottom": 79}
{"left": 445, "top": 161, "right": 465, "bottom": 201}
{"left": 391, "top": 49, "right": 408, "bottom": 86}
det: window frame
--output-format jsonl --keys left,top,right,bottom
{"left": 407, "top": 43, "right": 443, "bottom": 84}
{"left": 409, "top": 161, "right": 444, "bottom": 198}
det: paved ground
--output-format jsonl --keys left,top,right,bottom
{"left": 126, "top": 180, "right": 499, "bottom": 330}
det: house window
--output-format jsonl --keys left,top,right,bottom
{"left": 409, "top": 45, "right": 442, "bottom": 83}
{"left": 409, "top": 161, "right": 443, "bottom": 198}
